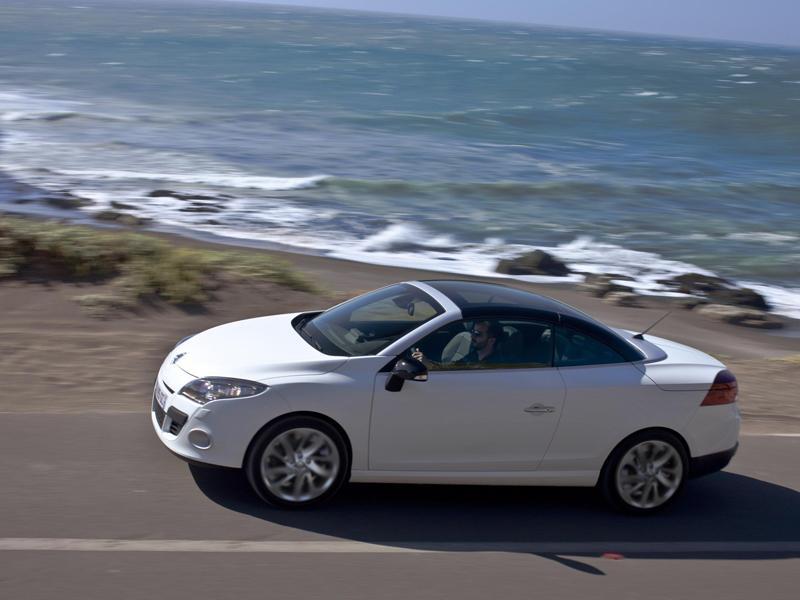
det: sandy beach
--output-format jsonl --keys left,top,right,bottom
{"left": 1, "top": 223, "right": 798, "bottom": 434}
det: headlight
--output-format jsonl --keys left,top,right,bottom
{"left": 179, "top": 377, "right": 267, "bottom": 404}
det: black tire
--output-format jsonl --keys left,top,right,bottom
{"left": 245, "top": 415, "right": 350, "bottom": 509}
{"left": 598, "top": 430, "right": 689, "bottom": 514}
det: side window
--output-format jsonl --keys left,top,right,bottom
{"left": 409, "top": 318, "right": 554, "bottom": 371}
{"left": 555, "top": 327, "right": 626, "bottom": 367}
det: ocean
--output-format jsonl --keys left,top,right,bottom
{"left": 1, "top": 0, "right": 799, "bottom": 316}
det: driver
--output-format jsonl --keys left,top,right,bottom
{"left": 412, "top": 320, "right": 504, "bottom": 367}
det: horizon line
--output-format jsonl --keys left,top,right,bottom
{"left": 207, "top": 0, "right": 800, "bottom": 50}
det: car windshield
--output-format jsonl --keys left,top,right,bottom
{"left": 298, "top": 284, "right": 444, "bottom": 356}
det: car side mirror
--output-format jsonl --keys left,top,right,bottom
{"left": 385, "top": 357, "right": 428, "bottom": 392}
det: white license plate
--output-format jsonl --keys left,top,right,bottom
{"left": 155, "top": 383, "right": 168, "bottom": 409}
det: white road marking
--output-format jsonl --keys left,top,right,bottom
{"left": 0, "top": 539, "right": 798, "bottom": 554}
{"left": 741, "top": 433, "right": 800, "bottom": 437}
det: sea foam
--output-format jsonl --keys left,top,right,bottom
{"left": 47, "top": 168, "right": 330, "bottom": 191}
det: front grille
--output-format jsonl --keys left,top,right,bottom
{"left": 153, "top": 380, "right": 186, "bottom": 435}
{"left": 152, "top": 395, "right": 166, "bottom": 427}
{"left": 167, "top": 407, "right": 188, "bottom": 435}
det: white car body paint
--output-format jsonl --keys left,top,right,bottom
{"left": 176, "top": 313, "right": 347, "bottom": 381}
{"left": 369, "top": 367, "right": 565, "bottom": 471}
{"left": 635, "top": 333, "right": 725, "bottom": 391}
{"left": 542, "top": 363, "right": 702, "bottom": 474}
{"left": 631, "top": 332, "right": 740, "bottom": 457}
{"left": 152, "top": 281, "right": 739, "bottom": 488}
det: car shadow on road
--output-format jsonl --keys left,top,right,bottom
{"left": 190, "top": 466, "right": 800, "bottom": 573}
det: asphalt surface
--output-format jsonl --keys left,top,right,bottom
{"left": 1, "top": 412, "right": 798, "bottom": 599}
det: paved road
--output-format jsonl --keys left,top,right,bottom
{"left": 1, "top": 413, "right": 798, "bottom": 599}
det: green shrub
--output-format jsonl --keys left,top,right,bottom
{"left": 116, "top": 248, "right": 219, "bottom": 304}
{"left": 0, "top": 214, "right": 317, "bottom": 312}
{"left": 0, "top": 237, "right": 22, "bottom": 277}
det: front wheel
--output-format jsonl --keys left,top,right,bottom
{"left": 245, "top": 416, "right": 350, "bottom": 509}
{"left": 599, "top": 431, "right": 688, "bottom": 514}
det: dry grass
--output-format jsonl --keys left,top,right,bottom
{"left": 775, "top": 354, "right": 800, "bottom": 365}
{"left": 0, "top": 214, "right": 316, "bottom": 314}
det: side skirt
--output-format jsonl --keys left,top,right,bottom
{"left": 349, "top": 470, "right": 599, "bottom": 487}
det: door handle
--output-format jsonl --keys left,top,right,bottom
{"left": 524, "top": 404, "right": 555, "bottom": 414}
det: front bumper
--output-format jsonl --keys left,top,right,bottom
{"left": 151, "top": 367, "right": 290, "bottom": 468}
{"left": 151, "top": 378, "right": 224, "bottom": 466}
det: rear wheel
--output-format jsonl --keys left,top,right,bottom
{"left": 599, "top": 431, "right": 688, "bottom": 514}
{"left": 245, "top": 416, "right": 349, "bottom": 508}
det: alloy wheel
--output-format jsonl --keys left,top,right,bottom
{"left": 260, "top": 427, "right": 341, "bottom": 503}
{"left": 615, "top": 440, "right": 684, "bottom": 510}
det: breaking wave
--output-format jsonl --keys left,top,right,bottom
{"left": 0, "top": 110, "right": 136, "bottom": 123}
{"left": 49, "top": 168, "right": 331, "bottom": 191}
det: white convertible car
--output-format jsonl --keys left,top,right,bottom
{"left": 152, "top": 280, "right": 739, "bottom": 513}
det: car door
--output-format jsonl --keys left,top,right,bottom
{"left": 539, "top": 324, "right": 663, "bottom": 473}
{"left": 369, "top": 317, "right": 566, "bottom": 471}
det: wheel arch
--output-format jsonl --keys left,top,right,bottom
{"left": 242, "top": 410, "right": 354, "bottom": 474}
{"left": 598, "top": 426, "right": 691, "bottom": 481}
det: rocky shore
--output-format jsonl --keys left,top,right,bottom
{"left": 1, "top": 176, "right": 796, "bottom": 332}
{"left": 497, "top": 250, "right": 785, "bottom": 329}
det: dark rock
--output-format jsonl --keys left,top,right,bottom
{"left": 93, "top": 210, "right": 148, "bottom": 226}
{"left": 382, "top": 241, "right": 455, "bottom": 253}
{"left": 707, "top": 287, "right": 770, "bottom": 310}
{"left": 111, "top": 201, "right": 137, "bottom": 210}
{"left": 674, "top": 297, "right": 710, "bottom": 310}
{"left": 578, "top": 282, "right": 611, "bottom": 297}
{"left": 603, "top": 291, "right": 644, "bottom": 307}
{"left": 657, "top": 272, "right": 731, "bottom": 294}
{"left": 182, "top": 194, "right": 218, "bottom": 201}
{"left": 658, "top": 273, "right": 769, "bottom": 310}
{"left": 179, "top": 205, "right": 223, "bottom": 213}
{"left": 147, "top": 189, "right": 178, "bottom": 198}
{"left": 42, "top": 194, "right": 92, "bottom": 209}
{"left": 94, "top": 210, "right": 117, "bottom": 221}
{"left": 584, "top": 273, "right": 635, "bottom": 283}
{"left": 738, "top": 318, "right": 783, "bottom": 330}
{"left": 496, "top": 250, "right": 570, "bottom": 276}
{"left": 578, "top": 275, "right": 631, "bottom": 298}
{"left": 696, "top": 304, "right": 783, "bottom": 329}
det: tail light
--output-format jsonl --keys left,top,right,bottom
{"left": 701, "top": 369, "right": 738, "bottom": 406}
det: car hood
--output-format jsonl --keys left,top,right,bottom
{"left": 171, "top": 312, "right": 347, "bottom": 382}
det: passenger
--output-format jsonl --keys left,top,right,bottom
{"left": 412, "top": 320, "right": 504, "bottom": 367}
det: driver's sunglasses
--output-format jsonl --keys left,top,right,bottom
{"left": 470, "top": 329, "right": 487, "bottom": 337}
